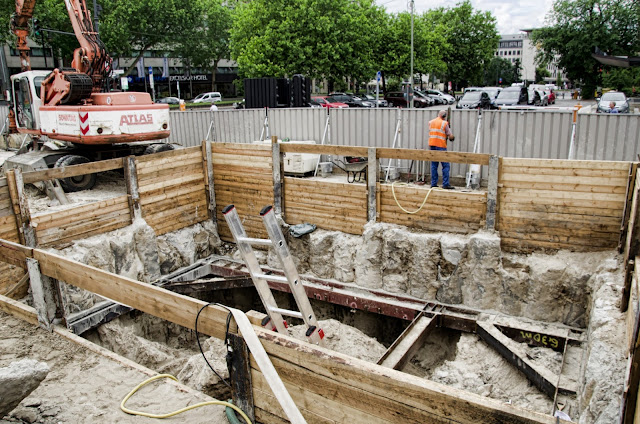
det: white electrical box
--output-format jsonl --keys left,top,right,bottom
{"left": 253, "top": 139, "right": 320, "bottom": 175}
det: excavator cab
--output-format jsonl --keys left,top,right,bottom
{"left": 11, "top": 70, "right": 48, "bottom": 132}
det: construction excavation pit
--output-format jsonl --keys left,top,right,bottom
{"left": 1, "top": 142, "right": 639, "bottom": 424}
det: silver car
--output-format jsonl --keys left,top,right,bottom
{"left": 597, "top": 91, "right": 629, "bottom": 113}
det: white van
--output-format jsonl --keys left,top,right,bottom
{"left": 193, "top": 92, "right": 222, "bottom": 103}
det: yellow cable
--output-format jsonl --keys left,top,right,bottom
{"left": 120, "top": 374, "right": 253, "bottom": 424}
{"left": 391, "top": 181, "right": 434, "bottom": 214}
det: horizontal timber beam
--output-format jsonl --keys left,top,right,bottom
{"left": 278, "top": 143, "right": 368, "bottom": 157}
{"left": 377, "top": 148, "right": 491, "bottom": 165}
{"left": 22, "top": 157, "right": 124, "bottom": 184}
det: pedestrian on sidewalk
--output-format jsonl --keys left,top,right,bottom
{"left": 428, "top": 110, "right": 455, "bottom": 189}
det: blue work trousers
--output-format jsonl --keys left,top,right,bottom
{"left": 430, "top": 146, "right": 449, "bottom": 187}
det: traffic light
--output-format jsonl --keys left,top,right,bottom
{"left": 32, "top": 19, "right": 41, "bottom": 37}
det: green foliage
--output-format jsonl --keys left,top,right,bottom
{"left": 230, "top": 0, "right": 384, "bottom": 84}
{"left": 532, "top": 0, "right": 640, "bottom": 99}
{"left": 31, "top": 0, "right": 79, "bottom": 65}
{"left": 174, "top": 0, "right": 231, "bottom": 90}
{"left": 378, "top": 11, "right": 448, "bottom": 81}
{"left": 483, "top": 56, "right": 516, "bottom": 86}
{"left": 99, "top": 0, "right": 203, "bottom": 74}
{"left": 602, "top": 68, "right": 640, "bottom": 94}
{"left": 434, "top": 0, "right": 499, "bottom": 89}
{"left": 535, "top": 66, "right": 550, "bottom": 83}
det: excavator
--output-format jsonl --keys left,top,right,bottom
{"left": 5, "top": 0, "right": 172, "bottom": 192}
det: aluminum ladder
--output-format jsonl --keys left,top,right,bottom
{"left": 222, "top": 204, "right": 325, "bottom": 346}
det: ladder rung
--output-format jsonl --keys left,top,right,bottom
{"left": 269, "top": 307, "right": 303, "bottom": 319}
{"left": 237, "top": 236, "right": 273, "bottom": 247}
{"left": 255, "top": 273, "right": 289, "bottom": 284}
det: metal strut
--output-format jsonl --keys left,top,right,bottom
{"left": 222, "top": 204, "right": 325, "bottom": 346}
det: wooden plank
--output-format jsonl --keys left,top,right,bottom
{"left": 0, "top": 215, "right": 19, "bottom": 243}
{"left": 254, "top": 330, "right": 559, "bottom": 424}
{"left": 32, "top": 196, "right": 130, "bottom": 230}
{"left": 32, "top": 248, "right": 231, "bottom": 338}
{"left": 620, "top": 164, "right": 639, "bottom": 251}
{"left": 204, "top": 140, "right": 217, "bottom": 221}
{"left": 378, "top": 314, "right": 437, "bottom": 370}
{"left": 498, "top": 216, "right": 621, "bottom": 234}
{"left": 498, "top": 187, "right": 625, "bottom": 202}
{"left": 135, "top": 145, "right": 201, "bottom": 165}
{"left": 500, "top": 233, "right": 618, "bottom": 250}
{"left": 279, "top": 143, "right": 368, "bottom": 157}
{"left": 377, "top": 148, "right": 491, "bottom": 165}
{"left": 501, "top": 173, "right": 628, "bottom": 187}
{"left": 227, "top": 333, "right": 255, "bottom": 423}
{"left": 6, "top": 169, "right": 36, "bottom": 247}
{"left": 212, "top": 142, "right": 272, "bottom": 152}
{"left": 500, "top": 181, "right": 627, "bottom": 195}
{"left": 212, "top": 157, "right": 272, "bottom": 169}
{"left": 37, "top": 214, "right": 132, "bottom": 247}
{"left": 252, "top": 369, "right": 381, "bottom": 424}
{"left": 138, "top": 173, "right": 205, "bottom": 193}
{"left": 501, "top": 157, "right": 629, "bottom": 170}
{"left": 37, "top": 210, "right": 132, "bottom": 244}
{"left": 21, "top": 157, "right": 124, "bottom": 184}
{"left": 0, "top": 263, "right": 28, "bottom": 299}
{"left": 0, "top": 293, "right": 38, "bottom": 325}
{"left": 139, "top": 183, "right": 204, "bottom": 206}
{"left": 498, "top": 202, "right": 623, "bottom": 218}
{"left": 500, "top": 237, "right": 612, "bottom": 253}
{"left": 367, "top": 148, "right": 377, "bottom": 222}
{"left": 0, "top": 238, "right": 33, "bottom": 269}
{"left": 499, "top": 209, "right": 622, "bottom": 226}
{"left": 140, "top": 191, "right": 207, "bottom": 215}
{"left": 272, "top": 136, "right": 283, "bottom": 215}
{"left": 501, "top": 165, "right": 629, "bottom": 178}
{"left": 137, "top": 161, "right": 204, "bottom": 184}
{"left": 212, "top": 164, "right": 273, "bottom": 176}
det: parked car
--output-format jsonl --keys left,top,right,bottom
{"left": 384, "top": 91, "right": 431, "bottom": 108}
{"left": 424, "top": 89, "right": 456, "bottom": 104}
{"left": 358, "top": 94, "right": 388, "bottom": 107}
{"left": 495, "top": 86, "right": 528, "bottom": 106}
{"left": 527, "top": 89, "right": 545, "bottom": 106}
{"left": 329, "top": 93, "right": 374, "bottom": 107}
{"left": 312, "top": 96, "right": 349, "bottom": 108}
{"left": 547, "top": 90, "right": 556, "bottom": 105}
{"left": 156, "top": 96, "right": 180, "bottom": 105}
{"left": 416, "top": 89, "right": 445, "bottom": 105}
{"left": 456, "top": 91, "right": 493, "bottom": 109}
{"left": 308, "top": 98, "right": 323, "bottom": 108}
{"left": 192, "top": 92, "right": 222, "bottom": 103}
{"left": 413, "top": 91, "right": 436, "bottom": 107}
{"left": 597, "top": 91, "right": 630, "bottom": 113}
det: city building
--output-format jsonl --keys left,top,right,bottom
{"left": 495, "top": 30, "right": 567, "bottom": 85}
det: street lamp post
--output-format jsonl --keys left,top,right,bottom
{"left": 409, "top": 0, "right": 414, "bottom": 109}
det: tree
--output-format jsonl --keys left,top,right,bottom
{"left": 483, "top": 56, "right": 515, "bottom": 86}
{"left": 377, "top": 11, "right": 448, "bottom": 85}
{"left": 230, "top": 0, "right": 383, "bottom": 87}
{"left": 98, "top": 0, "right": 203, "bottom": 76}
{"left": 535, "top": 66, "right": 550, "bottom": 84}
{"left": 175, "top": 0, "right": 231, "bottom": 92}
{"left": 434, "top": 0, "right": 499, "bottom": 90}
{"left": 532, "top": 0, "right": 640, "bottom": 99}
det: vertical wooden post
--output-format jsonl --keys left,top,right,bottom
{"left": 620, "top": 163, "right": 639, "bottom": 252}
{"left": 26, "top": 258, "right": 64, "bottom": 330}
{"left": 6, "top": 168, "right": 37, "bottom": 247}
{"left": 226, "top": 332, "right": 255, "bottom": 423}
{"left": 485, "top": 155, "right": 499, "bottom": 231}
{"left": 124, "top": 156, "right": 141, "bottom": 221}
{"left": 272, "top": 136, "right": 283, "bottom": 217}
{"left": 204, "top": 140, "right": 217, "bottom": 223}
{"left": 367, "top": 148, "right": 378, "bottom": 222}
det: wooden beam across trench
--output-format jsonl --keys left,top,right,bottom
{"left": 0, "top": 238, "right": 564, "bottom": 424}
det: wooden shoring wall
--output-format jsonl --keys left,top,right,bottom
{"left": 211, "top": 142, "right": 273, "bottom": 241}
{"left": 284, "top": 178, "right": 367, "bottom": 235}
{"left": 0, "top": 239, "right": 560, "bottom": 424}
{"left": 136, "top": 147, "right": 208, "bottom": 236}
{"left": 379, "top": 185, "right": 487, "bottom": 233}
{"left": 498, "top": 158, "right": 629, "bottom": 252}
{"left": 0, "top": 177, "right": 25, "bottom": 298}
{"left": 32, "top": 196, "right": 131, "bottom": 246}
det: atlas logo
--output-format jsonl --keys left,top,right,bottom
{"left": 120, "top": 114, "right": 154, "bottom": 126}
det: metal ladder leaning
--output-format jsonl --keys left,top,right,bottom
{"left": 222, "top": 204, "right": 325, "bottom": 346}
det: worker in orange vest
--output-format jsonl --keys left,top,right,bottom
{"left": 429, "top": 110, "right": 455, "bottom": 189}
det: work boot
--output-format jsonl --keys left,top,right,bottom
{"left": 442, "top": 185, "right": 454, "bottom": 190}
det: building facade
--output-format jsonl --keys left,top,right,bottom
{"left": 495, "top": 31, "right": 567, "bottom": 85}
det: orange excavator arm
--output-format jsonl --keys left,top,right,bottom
{"left": 11, "top": 0, "right": 37, "bottom": 71}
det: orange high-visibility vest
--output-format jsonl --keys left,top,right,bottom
{"left": 428, "top": 117, "right": 448, "bottom": 148}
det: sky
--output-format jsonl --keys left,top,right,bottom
{"left": 377, "top": 0, "right": 554, "bottom": 35}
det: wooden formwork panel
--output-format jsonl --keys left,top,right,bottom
{"left": 212, "top": 143, "right": 273, "bottom": 241}
{"left": 284, "top": 178, "right": 367, "bottom": 235}
{"left": 32, "top": 195, "right": 132, "bottom": 247}
{"left": 379, "top": 185, "right": 487, "bottom": 234}
{"left": 498, "top": 158, "right": 628, "bottom": 252}
{"left": 137, "top": 147, "right": 208, "bottom": 235}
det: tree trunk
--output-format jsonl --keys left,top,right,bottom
{"left": 123, "top": 45, "right": 152, "bottom": 77}
{"left": 210, "top": 59, "right": 218, "bottom": 92}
